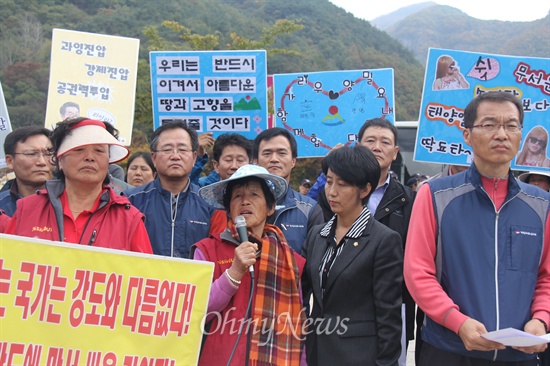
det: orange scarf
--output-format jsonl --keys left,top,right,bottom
{"left": 229, "top": 222, "right": 304, "bottom": 366}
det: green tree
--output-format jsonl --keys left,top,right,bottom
{"left": 2, "top": 62, "right": 48, "bottom": 127}
{"left": 144, "top": 19, "right": 303, "bottom": 53}
{"left": 227, "top": 19, "right": 304, "bottom": 57}
{"left": 135, "top": 19, "right": 305, "bottom": 153}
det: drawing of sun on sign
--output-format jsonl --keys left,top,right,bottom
{"left": 273, "top": 69, "right": 395, "bottom": 158}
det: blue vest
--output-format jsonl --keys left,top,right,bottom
{"left": 423, "top": 164, "right": 549, "bottom": 362}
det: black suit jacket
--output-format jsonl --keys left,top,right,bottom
{"left": 317, "top": 176, "right": 417, "bottom": 340}
{"left": 374, "top": 177, "right": 416, "bottom": 341}
{"left": 302, "top": 217, "right": 403, "bottom": 366}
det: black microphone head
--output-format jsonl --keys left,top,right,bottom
{"left": 234, "top": 215, "right": 247, "bottom": 228}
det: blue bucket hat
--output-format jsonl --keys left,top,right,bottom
{"left": 199, "top": 164, "right": 288, "bottom": 209}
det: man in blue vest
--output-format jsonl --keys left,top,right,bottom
{"left": 405, "top": 91, "right": 549, "bottom": 365}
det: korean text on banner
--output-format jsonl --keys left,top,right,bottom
{"left": 45, "top": 29, "right": 139, "bottom": 145}
{"left": 0, "top": 234, "right": 213, "bottom": 365}
{"left": 0, "top": 81, "right": 13, "bottom": 168}
{"left": 273, "top": 69, "right": 395, "bottom": 158}
{"left": 415, "top": 48, "right": 550, "bottom": 174}
{"left": 150, "top": 50, "right": 268, "bottom": 140}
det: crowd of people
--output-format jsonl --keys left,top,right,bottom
{"left": 0, "top": 91, "right": 548, "bottom": 366}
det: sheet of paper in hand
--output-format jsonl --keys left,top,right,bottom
{"left": 482, "top": 328, "right": 550, "bottom": 347}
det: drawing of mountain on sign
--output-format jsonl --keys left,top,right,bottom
{"left": 234, "top": 96, "right": 261, "bottom": 110}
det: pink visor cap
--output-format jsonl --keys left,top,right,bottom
{"left": 56, "top": 119, "right": 129, "bottom": 164}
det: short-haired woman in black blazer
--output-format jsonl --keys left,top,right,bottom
{"left": 302, "top": 145, "right": 403, "bottom": 366}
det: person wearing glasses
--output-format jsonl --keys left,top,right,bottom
{"left": 0, "top": 126, "right": 55, "bottom": 216}
{"left": 405, "top": 91, "right": 549, "bottom": 365}
{"left": 124, "top": 121, "right": 224, "bottom": 258}
{"left": 59, "top": 101, "right": 80, "bottom": 120}
{"left": 5, "top": 118, "right": 152, "bottom": 253}
{"left": 515, "top": 125, "right": 550, "bottom": 168}
{"left": 432, "top": 55, "right": 469, "bottom": 91}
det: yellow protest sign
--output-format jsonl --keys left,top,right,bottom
{"left": 44, "top": 29, "right": 139, "bottom": 145}
{"left": 0, "top": 234, "right": 213, "bottom": 365}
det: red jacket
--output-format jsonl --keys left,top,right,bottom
{"left": 6, "top": 180, "right": 152, "bottom": 253}
{"left": 0, "top": 209, "right": 10, "bottom": 233}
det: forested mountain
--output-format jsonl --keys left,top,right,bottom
{"left": 371, "top": 1, "right": 436, "bottom": 30}
{"left": 375, "top": 4, "right": 550, "bottom": 64}
{"left": 1, "top": 0, "right": 546, "bottom": 185}
{"left": 0, "top": 0, "right": 424, "bottom": 138}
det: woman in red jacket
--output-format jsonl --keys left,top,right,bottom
{"left": 5, "top": 118, "right": 152, "bottom": 253}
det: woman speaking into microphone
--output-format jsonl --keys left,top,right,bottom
{"left": 192, "top": 164, "right": 305, "bottom": 366}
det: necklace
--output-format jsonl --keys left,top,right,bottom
{"left": 524, "top": 157, "right": 541, "bottom": 166}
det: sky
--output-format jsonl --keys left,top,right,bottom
{"left": 328, "top": 0, "right": 550, "bottom": 22}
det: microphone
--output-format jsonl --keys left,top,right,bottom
{"left": 234, "top": 215, "right": 254, "bottom": 274}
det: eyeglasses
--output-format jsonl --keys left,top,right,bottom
{"left": 470, "top": 123, "right": 522, "bottom": 134}
{"left": 153, "top": 147, "right": 194, "bottom": 157}
{"left": 529, "top": 137, "right": 547, "bottom": 147}
{"left": 13, "top": 151, "right": 54, "bottom": 160}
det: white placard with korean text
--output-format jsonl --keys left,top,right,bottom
{"left": 44, "top": 29, "right": 140, "bottom": 145}
{"left": 0, "top": 82, "right": 13, "bottom": 168}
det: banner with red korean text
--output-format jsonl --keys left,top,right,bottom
{"left": 0, "top": 234, "right": 213, "bottom": 366}
{"left": 44, "top": 29, "right": 139, "bottom": 145}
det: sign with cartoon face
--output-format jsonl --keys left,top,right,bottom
{"left": 416, "top": 48, "right": 550, "bottom": 172}
{"left": 273, "top": 69, "right": 395, "bottom": 157}
{"left": 45, "top": 29, "right": 139, "bottom": 145}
